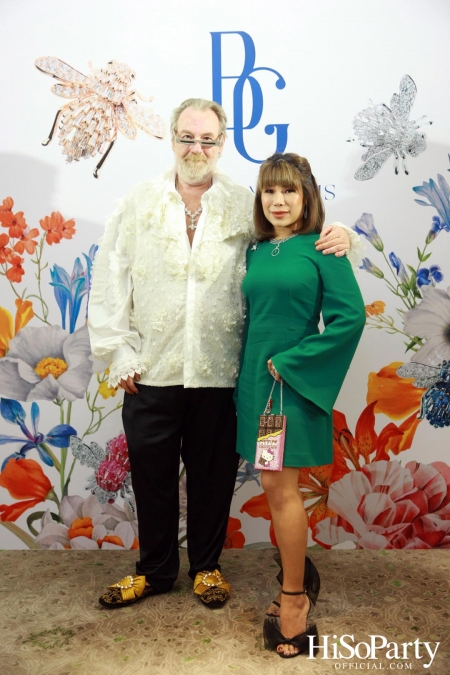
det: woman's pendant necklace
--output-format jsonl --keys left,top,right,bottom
{"left": 185, "top": 205, "right": 203, "bottom": 230}
{"left": 269, "top": 233, "right": 298, "bottom": 256}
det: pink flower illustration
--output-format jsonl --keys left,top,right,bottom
{"left": 313, "top": 460, "right": 450, "bottom": 549}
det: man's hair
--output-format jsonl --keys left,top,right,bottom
{"left": 253, "top": 153, "right": 325, "bottom": 241}
{"left": 170, "top": 98, "right": 227, "bottom": 138}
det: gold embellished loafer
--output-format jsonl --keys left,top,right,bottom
{"left": 99, "top": 574, "right": 155, "bottom": 608}
{"left": 193, "top": 569, "right": 230, "bottom": 606}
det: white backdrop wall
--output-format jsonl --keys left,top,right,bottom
{"left": 0, "top": 0, "right": 449, "bottom": 550}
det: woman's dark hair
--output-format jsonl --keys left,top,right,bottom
{"left": 253, "top": 152, "right": 325, "bottom": 240}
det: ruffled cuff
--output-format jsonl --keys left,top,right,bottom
{"left": 108, "top": 345, "right": 147, "bottom": 388}
{"left": 332, "top": 222, "right": 366, "bottom": 270}
{"left": 346, "top": 229, "right": 365, "bottom": 270}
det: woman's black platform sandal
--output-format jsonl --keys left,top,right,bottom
{"left": 263, "top": 589, "right": 319, "bottom": 659}
{"left": 266, "top": 553, "right": 320, "bottom": 616}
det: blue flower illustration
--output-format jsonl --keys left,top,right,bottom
{"left": 0, "top": 398, "right": 76, "bottom": 469}
{"left": 236, "top": 461, "right": 260, "bottom": 487}
{"left": 417, "top": 265, "right": 444, "bottom": 288}
{"left": 389, "top": 252, "right": 409, "bottom": 285}
{"left": 359, "top": 258, "right": 384, "bottom": 278}
{"left": 426, "top": 215, "right": 450, "bottom": 243}
{"left": 353, "top": 213, "right": 384, "bottom": 251}
{"left": 413, "top": 174, "right": 450, "bottom": 230}
{"left": 50, "top": 258, "right": 87, "bottom": 334}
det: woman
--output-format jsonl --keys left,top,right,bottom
{"left": 235, "top": 153, "right": 365, "bottom": 658}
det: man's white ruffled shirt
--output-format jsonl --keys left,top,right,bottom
{"left": 88, "top": 168, "right": 364, "bottom": 389}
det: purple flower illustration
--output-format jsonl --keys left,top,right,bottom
{"left": 0, "top": 398, "right": 76, "bottom": 469}
{"left": 389, "top": 252, "right": 409, "bottom": 285}
{"left": 417, "top": 265, "right": 444, "bottom": 288}
{"left": 236, "top": 461, "right": 261, "bottom": 487}
{"left": 427, "top": 215, "right": 450, "bottom": 243}
{"left": 359, "top": 258, "right": 384, "bottom": 278}
{"left": 352, "top": 213, "right": 384, "bottom": 251}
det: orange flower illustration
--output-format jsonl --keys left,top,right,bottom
{"left": 68, "top": 516, "right": 94, "bottom": 540}
{"left": 13, "top": 227, "right": 40, "bottom": 255}
{"left": 240, "top": 492, "right": 278, "bottom": 546}
{"left": 60, "top": 218, "right": 76, "bottom": 240}
{"left": 223, "top": 516, "right": 245, "bottom": 549}
{"left": 367, "top": 361, "right": 425, "bottom": 420}
{"left": 97, "top": 534, "right": 139, "bottom": 549}
{"left": 0, "top": 299, "right": 34, "bottom": 357}
{"left": 0, "top": 233, "right": 12, "bottom": 264}
{"left": 68, "top": 515, "right": 138, "bottom": 549}
{"left": 241, "top": 397, "right": 422, "bottom": 538}
{"left": 5, "top": 254, "right": 25, "bottom": 283}
{"left": 39, "top": 211, "right": 75, "bottom": 245}
{"left": 0, "top": 458, "right": 53, "bottom": 522}
{"left": 0, "top": 209, "right": 27, "bottom": 239}
{"left": 365, "top": 300, "right": 386, "bottom": 317}
{"left": 0, "top": 197, "right": 14, "bottom": 212}
{"left": 334, "top": 400, "right": 420, "bottom": 465}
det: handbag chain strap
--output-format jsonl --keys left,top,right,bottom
{"left": 264, "top": 377, "right": 283, "bottom": 415}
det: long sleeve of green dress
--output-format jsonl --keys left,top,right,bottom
{"left": 271, "top": 246, "right": 366, "bottom": 416}
{"left": 235, "top": 233, "right": 366, "bottom": 468}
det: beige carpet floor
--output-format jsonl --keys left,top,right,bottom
{"left": 0, "top": 548, "right": 449, "bottom": 675}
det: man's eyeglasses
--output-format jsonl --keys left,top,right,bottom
{"left": 175, "top": 136, "right": 222, "bottom": 148}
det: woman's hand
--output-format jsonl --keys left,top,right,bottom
{"left": 119, "top": 372, "right": 141, "bottom": 394}
{"left": 315, "top": 224, "right": 350, "bottom": 257}
{"left": 267, "top": 359, "right": 282, "bottom": 382}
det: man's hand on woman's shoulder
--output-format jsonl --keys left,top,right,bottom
{"left": 315, "top": 223, "right": 350, "bottom": 257}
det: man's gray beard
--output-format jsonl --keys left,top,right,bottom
{"left": 176, "top": 155, "right": 216, "bottom": 184}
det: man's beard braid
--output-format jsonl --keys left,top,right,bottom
{"left": 177, "top": 153, "right": 215, "bottom": 183}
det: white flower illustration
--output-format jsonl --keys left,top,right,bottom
{"left": 0, "top": 325, "right": 93, "bottom": 401}
{"left": 36, "top": 494, "right": 138, "bottom": 550}
{"left": 404, "top": 285, "right": 450, "bottom": 364}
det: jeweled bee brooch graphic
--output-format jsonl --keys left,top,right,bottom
{"left": 35, "top": 57, "right": 166, "bottom": 177}
{"left": 350, "top": 75, "right": 432, "bottom": 181}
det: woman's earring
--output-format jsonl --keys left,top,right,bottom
{"left": 303, "top": 204, "right": 308, "bottom": 219}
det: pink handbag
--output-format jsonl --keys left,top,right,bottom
{"left": 255, "top": 378, "right": 286, "bottom": 471}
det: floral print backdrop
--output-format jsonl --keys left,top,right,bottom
{"left": 1, "top": 0, "right": 449, "bottom": 552}
{"left": 1, "top": 165, "right": 449, "bottom": 551}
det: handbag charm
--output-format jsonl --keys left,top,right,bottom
{"left": 255, "top": 378, "right": 286, "bottom": 471}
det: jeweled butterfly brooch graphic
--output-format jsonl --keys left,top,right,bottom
{"left": 350, "top": 75, "right": 432, "bottom": 181}
{"left": 35, "top": 57, "right": 166, "bottom": 178}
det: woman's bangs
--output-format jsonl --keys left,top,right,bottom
{"left": 258, "top": 160, "right": 302, "bottom": 192}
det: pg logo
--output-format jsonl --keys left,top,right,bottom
{"left": 211, "top": 31, "right": 289, "bottom": 163}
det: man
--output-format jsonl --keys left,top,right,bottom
{"left": 88, "top": 98, "right": 360, "bottom": 608}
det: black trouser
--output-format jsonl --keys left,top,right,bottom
{"left": 122, "top": 384, "right": 239, "bottom": 593}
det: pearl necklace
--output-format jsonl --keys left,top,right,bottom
{"left": 269, "top": 234, "right": 298, "bottom": 256}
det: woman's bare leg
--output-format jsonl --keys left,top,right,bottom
{"left": 261, "top": 466, "right": 310, "bottom": 657}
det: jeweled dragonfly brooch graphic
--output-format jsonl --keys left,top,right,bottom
{"left": 35, "top": 57, "right": 166, "bottom": 178}
{"left": 397, "top": 360, "right": 450, "bottom": 428}
{"left": 350, "top": 75, "right": 432, "bottom": 181}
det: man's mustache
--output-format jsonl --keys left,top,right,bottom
{"left": 184, "top": 154, "right": 208, "bottom": 164}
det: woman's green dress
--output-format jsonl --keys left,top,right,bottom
{"left": 235, "top": 233, "right": 366, "bottom": 468}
